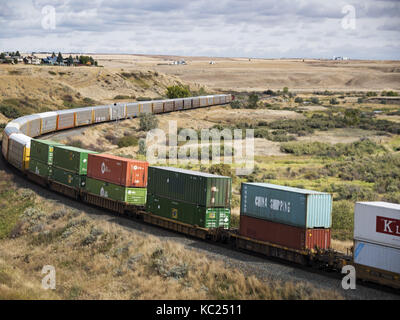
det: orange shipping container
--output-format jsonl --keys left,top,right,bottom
{"left": 239, "top": 215, "right": 331, "bottom": 251}
{"left": 87, "top": 153, "right": 148, "bottom": 187}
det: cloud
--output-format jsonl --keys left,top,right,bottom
{"left": 0, "top": 0, "right": 399, "bottom": 59}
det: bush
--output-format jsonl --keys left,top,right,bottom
{"left": 310, "top": 97, "right": 320, "bottom": 105}
{"left": 331, "top": 200, "right": 354, "bottom": 240}
{"left": 230, "top": 100, "right": 242, "bottom": 109}
{"left": 139, "top": 113, "right": 158, "bottom": 131}
{"left": 381, "top": 91, "right": 398, "bottom": 97}
{"left": 247, "top": 93, "right": 259, "bottom": 109}
{"left": 280, "top": 139, "right": 385, "bottom": 157}
{"left": 117, "top": 136, "right": 139, "bottom": 148}
{"left": 330, "top": 98, "right": 339, "bottom": 105}
{"left": 0, "top": 105, "right": 21, "bottom": 118}
{"left": 208, "top": 164, "right": 234, "bottom": 178}
{"left": 294, "top": 97, "right": 303, "bottom": 103}
{"left": 138, "top": 139, "right": 146, "bottom": 155}
{"left": 166, "top": 85, "right": 191, "bottom": 99}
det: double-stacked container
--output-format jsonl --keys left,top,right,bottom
{"left": 28, "top": 139, "right": 64, "bottom": 178}
{"left": 51, "top": 145, "right": 98, "bottom": 189}
{"left": 353, "top": 202, "right": 400, "bottom": 275}
{"left": 86, "top": 153, "right": 149, "bottom": 205}
{"left": 146, "top": 167, "right": 232, "bottom": 229}
{"left": 240, "top": 183, "right": 332, "bottom": 251}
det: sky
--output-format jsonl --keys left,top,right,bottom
{"left": 0, "top": 0, "right": 399, "bottom": 59}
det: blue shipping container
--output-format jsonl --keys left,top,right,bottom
{"left": 240, "top": 182, "right": 332, "bottom": 228}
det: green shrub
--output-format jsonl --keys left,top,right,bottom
{"left": 381, "top": 91, "right": 398, "bottom": 97}
{"left": 139, "top": 113, "right": 158, "bottom": 131}
{"left": 230, "top": 100, "right": 242, "bottom": 109}
{"left": 331, "top": 200, "right": 354, "bottom": 240}
{"left": 280, "top": 139, "right": 385, "bottom": 157}
{"left": 310, "top": 97, "right": 320, "bottom": 104}
{"left": 0, "top": 105, "right": 21, "bottom": 118}
{"left": 117, "top": 136, "right": 139, "bottom": 148}
{"left": 166, "top": 85, "right": 191, "bottom": 99}
{"left": 247, "top": 93, "right": 259, "bottom": 109}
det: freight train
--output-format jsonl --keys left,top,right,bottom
{"left": 1, "top": 94, "right": 399, "bottom": 291}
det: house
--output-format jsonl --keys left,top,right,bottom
{"left": 24, "top": 55, "right": 41, "bottom": 65}
{"left": 42, "top": 56, "right": 58, "bottom": 65}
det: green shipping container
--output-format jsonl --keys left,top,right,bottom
{"left": 30, "top": 139, "right": 64, "bottom": 165}
{"left": 51, "top": 166, "right": 87, "bottom": 189}
{"left": 146, "top": 193, "right": 231, "bottom": 229}
{"left": 28, "top": 158, "right": 52, "bottom": 177}
{"left": 53, "top": 145, "right": 98, "bottom": 174}
{"left": 85, "top": 177, "right": 147, "bottom": 205}
{"left": 147, "top": 166, "right": 231, "bottom": 208}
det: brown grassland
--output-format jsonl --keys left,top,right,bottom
{"left": 1, "top": 55, "right": 400, "bottom": 299}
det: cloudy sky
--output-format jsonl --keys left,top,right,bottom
{"left": 0, "top": 0, "right": 399, "bottom": 59}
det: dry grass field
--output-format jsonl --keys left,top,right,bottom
{"left": 88, "top": 54, "right": 400, "bottom": 92}
{"left": 1, "top": 55, "right": 400, "bottom": 299}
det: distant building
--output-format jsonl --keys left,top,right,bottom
{"left": 24, "top": 55, "right": 41, "bottom": 65}
{"left": 42, "top": 56, "right": 58, "bottom": 65}
{"left": 333, "top": 56, "right": 350, "bottom": 61}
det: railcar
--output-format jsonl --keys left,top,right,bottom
{"left": 4, "top": 94, "right": 398, "bottom": 290}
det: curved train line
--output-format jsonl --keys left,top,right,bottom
{"left": 1, "top": 93, "right": 399, "bottom": 292}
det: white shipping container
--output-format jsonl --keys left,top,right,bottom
{"left": 93, "top": 105, "right": 110, "bottom": 123}
{"left": 206, "top": 95, "right": 214, "bottom": 105}
{"left": 57, "top": 110, "right": 75, "bottom": 129}
{"left": 152, "top": 101, "right": 163, "bottom": 114}
{"left": 199, "top": 96, "right": 208, "bottom": 107}
{"left": 8, "top": 133, "right": 31, "bottom": 170}
{"left": 1, "top": 126, "right": 19, "bottom": 159}
{"left": 110, "top": 104, "right": 126, "bottom": 120}
{"left": 75, "top": 107, "right": 93, "bottom": 126}
{"left": 354, "top": 240, "right": 400, "bottom": 274}
{"left": 164, "top": 100, "right": 174, "bottom": 112}
{"left": 354, "top": 202, "right": 400, "bottom": 249}
{"left": 39, "top": 112, "right": 58, "bottom": 134}
{"left": 173, "top": 99, "right": 184, "bottom": 110}
{"left": 192, "top": 97, "right": 200, "bottom": 108}
{"left": 126, "top": 103, "right": 140, "bottom": 118}
{"left": 26, "top": 115, "right": 41, "bottom": 137}
{"left": 141, "top": 102, "right": 152, "bottom": 114}
{"left": 13, "top": 116, "right": 29, "bottom": 135}
{"left": 183, "top": 98, "right": 192, "bottom": 109}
